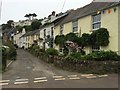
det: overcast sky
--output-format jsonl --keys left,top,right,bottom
{"left": 0, "top": 0, "right": 93, "bottom": 24}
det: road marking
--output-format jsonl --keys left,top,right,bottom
{"left": 34, "top": 80, "right": 48, "bottom": 83}
{"left": 15, "top": 79, "right": 28, "bottom": 81}
{"left": 54, "top": 78, "right": 66, "bottom": 81}
{"left": 7, "top": 61, "right": 13, "bottom": 67}
{"left": 16, "top": 76, "right": 21, "bottom": 79}
{"left": 53, "top": 76, "right": 63, "bottom": 78}
{"left": 0, "top": 83, "right": 9, "bottom": 86}
{"left": 68, "top": 75, "right": 77, "bottom": 77}
{"left": 81, "top": 74, "right": 94, "bottom": 77}
{"left": 86, "top": 76, "right": 97, "bottom": 79}
{"left": 98, "top": 75, "right": 108, "bottom": 78}
{"left": 69, "top": 77, "right": 80, "bottom": 80}
{"left": 14, "top": 81, "right": 28, "bottom": 85}
{"left": 0, "top": 80, "right": 10, "bottom": 83}
{"left": 34, "top": 77, "right": 46, "bottom": 80}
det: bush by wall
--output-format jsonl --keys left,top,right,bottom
{"left": 27, "top": 46, "right": 119, "bottom": 74}
{"left": 43, "top": 51, "right": 119, "bottom": 74}
{"left": 2, "top": 47, "right": 7, "bottom": 71}
{"left": 84, "top": 51, "right": 120, "bottom": 61}
{"left": 45, "top": 48, "right": 58, "bottom": 56}
{"left": 3, "top": 41, "right": 17, "bottom": 61}
{"left": 45, "top": 48, "right": 58, "bottom": 63}
{"left": 7, "top": 48, "right": 17, "bottom": 60}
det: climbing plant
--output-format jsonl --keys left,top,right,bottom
{"left": 54, "top": 28, "right": 109, "bottom": 54}
{"left": 90, "top": 28, "right": 109, "bottom": 46}
{"left": 81, "top": 33, "right": 90, "bottom": 47}
{"left": 65, "top": 33, "right": 79, "bottom": 43}
{"left": 54, "top": 35, "right": 65, "bottom": 47}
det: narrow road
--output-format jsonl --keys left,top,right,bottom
{"left": 2, "top": 49, "right": 118, "bottom": 88}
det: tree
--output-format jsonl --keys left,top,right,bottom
{"left": 1, "top": 24, "right": 7, "bottom": 30}
{"left": 24, "top": 13, "right": 37, "bottom": 20}
{"left": 7, "top": 20, "right": 14, "bottom": 28}
{"left": 31, "top": 20, "right": 42, "bottom": 30}
{"left": 1, "top": 20, "right": 14, "bottom": 30}
{"left": 16, "top": 26, "right": 23, "bottom": 32}
{"left": 24, "top": 14, "right": 29, "bottom": 19}
{"left": 32, "top": 13, "right": 37, "bottom": 19}
{"left": 24, "top": 14, "right": 31, "bottom": 20}
{"left": 23, "top": 25, "right": 32, "bottom": 32}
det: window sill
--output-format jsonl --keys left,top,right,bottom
{"left": 90, "top": 28, "right": 100, "bottom": 31}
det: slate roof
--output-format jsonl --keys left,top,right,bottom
{"left": 57, "top": 2, "right": 120, "bottom": 25}
{"left": 21, "top": 29, "right": 40, "bottom": 38}
{"left": 39, "top": 12, "right": 69, "bottom": 29}
{"left": 2, "top": 28, "right": 17, "bottom": 37}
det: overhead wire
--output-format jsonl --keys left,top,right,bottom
{"left": 56, "top": 0, "right": 61, "bottom": 12}
{"left": 61, "top": 0, "right": 66, "bottom": 12}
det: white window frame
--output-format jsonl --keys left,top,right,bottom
{"left": 72, "top": 20, "right": 78, "bottom": 33}
{"left": 92, "top": 14, "right": 101, "bottom": 30}
{"left": 92, "top": 45, "right": 100, "bottom": 52}
{"left": 60, "top": 25, "right": 64, "bottom": 35}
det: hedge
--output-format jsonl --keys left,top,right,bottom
{"left": 27, "top": 47, "right": 120, "bottom": 74}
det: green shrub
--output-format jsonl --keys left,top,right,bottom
{"left": 46, "top": 48, "right": 58, "bottom": 56}
{"left": 3, "top": 41, "right": 17, "bottom": 61}
{"left": 7, "top": 48, "right": 17, "bottom": 60}
{"left": 2, "top": 47, "right": 7, "bottom": 71}
{"left": 84, "top": 51, "right": 120, "bottom": 61}
{"left": 69, "top": 52, "right": 82, "bottom": 60}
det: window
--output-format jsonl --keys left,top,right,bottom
{"left": 72, "top": 20, "right": 78, "bottom": 32}
{"left": 50, "top": 38, "right": 54, "bottom": 48}
{"left": 50, "top": 27, "right": 54, "bottom": 48}
{"left": 60, "top": 25, "right": 64, "bottom": 35}
{"left": 44, "top": 29, "right": 46, "bottom": 38}
{"left": 92, "top": 45, "right": 100, "bottom": 52}
{"left": 47, "top": 31, "right": 50, "bottom": 36}
{"left": 92, "top": 14, "right": 101, "bottom": 30}
{"left": 51, "top": 27, "right": 54, "bottom": 36}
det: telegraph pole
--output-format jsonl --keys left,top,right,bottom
{"left": 0, "top": 0, "right": 2, "bottom": 20}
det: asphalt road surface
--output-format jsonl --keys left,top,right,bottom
{"left": 1, "top": 49, "right": 118, "bottom": 88}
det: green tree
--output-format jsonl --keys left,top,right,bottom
{"left": 31, "top": 20, "right": 42, "bottom": 30}
{"left": 16, "top": 26, "right": 23, "bottom": 32}
{"left": 1, "top": 20, "right": 14, "bottom": 30}
{"left": 24, "top": 14, "right": 31, "bottom": 20}
{"left": 7, "top": 20, "right": 14, "bottom": 28}
{"left": 32, "top": 13, "right": 37, "bottom": 19}
{"left": 1, "top": 24, "right": 7, "bottom": 30}
{"left": 23, "top": 25, "right": 32, "bottom": 32}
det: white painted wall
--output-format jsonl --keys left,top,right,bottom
{"left": 39, "top": 24, "right": 54, "bottom": 49}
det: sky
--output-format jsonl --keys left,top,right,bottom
{"left": 0, "top": 0, "right": 93, "bottom": 24}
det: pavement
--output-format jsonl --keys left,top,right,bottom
{"left": 1, "top": 49, "right": 118, "bottom": 88}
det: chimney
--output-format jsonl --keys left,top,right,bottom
{"left": 52, "top": 11, "right": 56, "bottom": 16}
